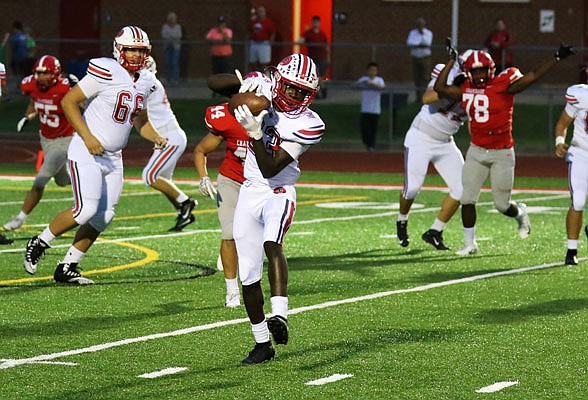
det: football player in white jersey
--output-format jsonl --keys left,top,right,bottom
{"left": 396, "top": 52, "right": 470, "bottom": 251}
{"left": 23, "top": 26, "right": 167, "bottom": 284}
{"left": 233, "top": 54, "right": 325, "bottom": 364}
{"left": 554, "top": 77, "right": 588, "bottom": 265}
{"left": 141, "top": 56, "right": 196, "bottom": 232}
{"left": 0, "top": 61, "right": 14, "bottom": 245}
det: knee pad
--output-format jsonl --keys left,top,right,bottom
{"left": 141, "top": 167, "right": 155, "bottom": 186}
{"left": 33, "top": 174, "right": 52, "bottom": 188}
{"left": 88, "top": 209, "right": 115, "bottom": 232}
{"left": 72, "top": 198, "right": 100, "bottom": 225}
{"left": 572, "top": 194, "right": 586, "bottom": 212}
{"left": 402, "top": 185, "right": 421, "bottom": 201}
{"left": 494, "top": 199, "right": 511, "bottom": 214}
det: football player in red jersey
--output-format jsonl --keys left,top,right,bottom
{"left": 4, "top": 55, "right": 78, "bottom": 231}
{"left": 434, "top": 41, "right": 575, "bottom": 255}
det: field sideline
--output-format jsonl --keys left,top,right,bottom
{"left": 0, "top": 170, "right": 586, "bottom": 399}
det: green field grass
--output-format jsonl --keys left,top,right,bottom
{"left": 0, "top": 166, "right": 586, "bottom": 399}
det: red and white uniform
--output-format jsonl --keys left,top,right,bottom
{"left": 142, "top": 78, "right": 187, "bottom": 185}
{"left": 461, "top": 67, "right": 523, "bottom": 149}
{"left": 205, "top": 103, "right": 249, "bottom": 184}
{"left": 234, "top": 91, "right": 325, "bottom": 285}
{"left": 0, "top": 62, "right": 6, "bottom": 97}
{"left": 562, "top": 84, "right": 588, "bottom": 211}
{"left": 21, "top": 75, "right": 74, "bottom": 139}
{"left": 402, "top": 63, "right": 466, "bottom": 202}
{"left": 68, "top": 57, "right": 156, "bottom": 231}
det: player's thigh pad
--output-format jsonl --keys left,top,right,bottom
{"left": 488, "top": 148, "right": 515, "bottom": 212}
{"left": 35, "top": 135, "right": 72, "bottom": 187}
{"left": 234, "top": 184, "right": 267, "bottom": 285}
{"left": 432, "top": 141, "right": 464, "bottom": 200}
{"left": 88, "top": 157, "right": 124, "bottom": 232}
{"left": 217, "top": 174, "right": 241, "bottom": 240}
{"left": 568, "top": 147, "right": 588, "bottom": 211}
{"left": 460, "top": 145, "right": 491, "bottom": 205}
{"left": 262, "top": 185, "right": 296, "bottom": 245}
{"left": 401, "top": 129, "right": 433, "bottom": 199}
{"left": 69, "top": 159, "right": 102, "bottom": 224}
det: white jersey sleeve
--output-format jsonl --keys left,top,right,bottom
{"left": 565, "top": 84, "right": 588, "bottom": 150}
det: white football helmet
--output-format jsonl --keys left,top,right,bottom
{"left": 113, "top": 26, "right": 151, "bottom": 72}
{"left": 272, "top": 54, "right": 320, "bottom": 116}
{"left": 144, "top": 56, "right": 157, "bottom": 74}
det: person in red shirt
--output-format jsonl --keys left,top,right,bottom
{"left": 194, "top": 73, "right": 260, "bottom": 308}
{"left": 247, "top": 6, "right": 276, "bottom": 71}
{"left": 484, "top": 19, "right": 513, "bottom": 74}
{"left": 297, "top": 15, "right": 330, "bottom": 99}
{"left": 4, "top": 55, "right": 78, "bottom": 231}
{"left": 434, "top": 41, "right": 575, "bottom": 255}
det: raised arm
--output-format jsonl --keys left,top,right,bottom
{"left": 433, "top": 59, "right": 462, "bottom": 101}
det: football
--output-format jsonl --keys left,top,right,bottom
{"left": 206, "top": 73, "right": 241, "bottom": 98}
{"left": 228, "top": 92, "right": 271, "bottom": 117}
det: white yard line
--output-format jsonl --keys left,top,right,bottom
{"left": 305, "top": 374, "right": 354, "bottom": 386}
{"left": 0, "top": 260, "right": 564, "bottom": 370}
{"left": 137, "top": 367, "right": 188, "bottom": 379}
{"left": 476, "top": 381, "right": 519, "bottom": 393}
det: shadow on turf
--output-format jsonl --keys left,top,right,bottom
{"left": 475, "top": 298, "right": 588, "bottom": 324}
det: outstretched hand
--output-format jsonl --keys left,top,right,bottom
{"left": 446, "top": 37, "right": 458, "bottom": 61}
{"left": 555, "top": 43, "right": 575, "bottom": 61}
{"left": 234, "top": 104, "right": 267, "bottom": 140}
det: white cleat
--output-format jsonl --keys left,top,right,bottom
{"left": 225, "top": 291, "right": 241, "bottom": 308}
{"left": 455, "top": 242, "right": 479, "bottom": 256}
{"left": 4, "top": 216, "right": 24, "bottom": 230}
{"left": 516, "top": 203, "right": 531, "bottom": 239}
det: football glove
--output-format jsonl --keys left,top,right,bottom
{"left": 554, "top": 43, "right": 575, "bottom": 61}
{"left": 445, "top": 37, "right": 458, "bottom": 61}
{"left": 234, "top": 104, "right": 267, "bottom": 141}
{"left": 235, "top": 68, "right": 244, "bottom": 84}
{"left": 16, "top": 117, "right": 29, "bottom": 132}
{"left": 68, "top": 74, "right": 79, "bottom": 87}
{"left": 199, "top": 176, "right": 217, "bottom": 200}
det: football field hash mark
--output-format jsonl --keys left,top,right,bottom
{"left": 305, "top": 373, "right": 354, "bottom": 386}
{"left": 137, "top": 367, "right": 188, "bottom": 379}
{"left": 475, "top": 381, "right": 519, "bottom": 393}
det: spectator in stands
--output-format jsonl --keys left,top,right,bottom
{"left": 247, "top": 5, "right": 276, "bottom": 71}
{"left": 484, "top": 18, "right": 513, "bottom": 74}
{"left": 297, "top": 15, "right": 330, "bottom": 99}
{"left": 406, "top": 17, "right": 432, "bottom": 102}
{"left": 206, "top": 16, "right": 233, "bottom": 75}
{"left": 4, "top": 21, "right": 28, "bottom": 83}
{"left": 24, "top": 26, "right": 36, "bottom": 73}
{"left": 161, "top": 11, "right": 182, "bottom": 84}
{"left": 355, "top": 62, "right": 385, "bottom": 152}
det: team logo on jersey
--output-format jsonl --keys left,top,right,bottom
{"left": 273, "top": 187, "right": 286, "bottom": 194}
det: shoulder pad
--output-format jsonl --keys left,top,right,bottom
{"left": 87, "top": 58, "right": 114, "bottom": 81}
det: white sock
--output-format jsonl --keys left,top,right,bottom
{"left": 176, "top": 193, "right": 189, "bottom": 204}
{"left": 567, "top": 239, "right": 579, "bottom": 250}
{"left": 251, "top": 320, "right": 270, "bottom": 343}
{"left": 225, "top": 278, "right": 239, "bottom": 293}
{"left": 464, "top": 227, "right": 476, "bottom": 245}
{"left": 62, "top": 246, "right": 85, "bottom": 263}
{"left": 17, "top": 211, "right": 28, "bottom": 221}
{"left": 397, "top": 213, "right": 408, "bottom": 222}
{"left": 431, "top": 218, "right": 445, "bottom": 232}
{"left": 39, "top": 227, "right": 56, "bottom": 245}
{"left": 270, "top": 296, "right": 288, "bottom": 319}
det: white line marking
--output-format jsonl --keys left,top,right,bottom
{"left": 0, "top": 260, "right": 564, "bottom": 370}
{"left": 305, "top": 373, "right": 354, "bottom": 386}
{"left": 137, "top": 367, "right": 188, "bottom": 379}
{"left": 475, "top": 381, "right": 519, "bottom": 393}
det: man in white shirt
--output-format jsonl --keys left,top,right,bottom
{"left": 355, "top": 62, "right": 385, "bottom": 152}
{"left": 406, "top": 17, "right": 433, "bottom": 102}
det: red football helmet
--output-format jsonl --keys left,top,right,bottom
{"left": 272, "top": 54, "right": 320, "bottom": 117}
{"left": 113, "top": 26, "right": 151, "bottom": 72}
{"left": 463, "top": 50, "right": 495, "bottom": 88}
{"left": 33, "top": 55, "right": 61, "bottom": 91}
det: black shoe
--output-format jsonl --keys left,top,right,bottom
{"left": 169, "top": 199, "right": 196, "bottom": 231}
{"left": 54, "top": 262, "right": 95, "bottom": 285}
{"left": 241, "top": 341, "right": 275, "bottom": 365}
{"left": 0, "top": 234, "right": 13, "bottom": 245}
{"left": 565, "top": 249, "right": 578, "bottom": 265}
{"left": 24, "top": 235, "right": 50, "bottom": 274}
{"left": 396, "top": 220, "right": 409, "bottom": 247}
{"left": 267, "top": 315, "right": 289, "bottom": 345}
{"left": 421, "top": 229, "right": 449, "bottom": 250}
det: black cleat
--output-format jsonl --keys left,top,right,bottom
{"left": 169, "top": 199, "right": 196, "bottom": 231}
{"left": 421, "top": 229, "right": 449, "bottom": 250}
{"left": 0, "top": 234, "right": 13, "bottom": 245}
{"left": 267, "top": 315, "right": 289, "bottom": 345}
{"left": 54, "top": 262, "right": 95, "bottom": 285}
{"left": 396, "top": 220, "right": 409, "bottom": 247}
{"left": 565, "top": 249, "right": 578, "bottom": 266}
{"left": 241, "top": 341, "right": 275, "bottom": 365}
{"left": 24, "top": 235, "right": 50, "bottom": 274}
